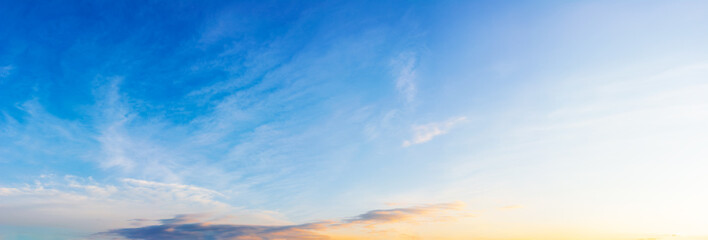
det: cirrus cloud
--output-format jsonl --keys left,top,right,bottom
{"left": 0, "top": 176, "right": 280, "bottom": 233}
{"left": 403, "top": 116, "right": 467, "bottom": 147}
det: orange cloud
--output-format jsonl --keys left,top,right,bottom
{"left": 341, "top": 202, "right": 467, "bottom": 227}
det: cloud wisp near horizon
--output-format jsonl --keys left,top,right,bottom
{"left": 99, "top": 202, "right": 469, "bottom": 240}
{"left": 3, "top": 0, "right": 708, "bottom": 239}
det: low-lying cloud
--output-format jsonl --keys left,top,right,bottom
{"left": 105, "top": 221, "right": 330, "bottom": 240}
{"left": 0, "top": 176, "right": 279, "bottom": 232}
{"left": 100, "top": 202, "right": 469, "bottom": 240}
{"left": 344, "top": 202, "right": 466, "bottom": 226}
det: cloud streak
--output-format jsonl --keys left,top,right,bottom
{"left": 344, "top": 202, "right": 466, "bottom": 226}
{"left": 0, "top": 176, "right": 282, "bottom": 232}
{"left": 392, "top": 52, "right": 418, "bottom": 103}
{"left": 100, "top": 202, "right": 469, "bottom": 240}
{"left": 403, "top": 117, "right": 467, "bottom": 147}
{"left": 104, "top": 222, "right": 331, "bottom": 240}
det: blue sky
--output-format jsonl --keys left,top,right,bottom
{"left": 2, "top": 1, "right": 708, "bottom": 239}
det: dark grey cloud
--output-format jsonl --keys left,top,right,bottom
{"left": 101, "top": 220, "right": 330, "bottom": 240}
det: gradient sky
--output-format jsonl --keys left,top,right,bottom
{"left": 2, "top": 1, "right": 708, "bottom": 239}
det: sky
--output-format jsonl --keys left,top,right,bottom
{"left": 1, "top": 0, "right": 708, "bottom": 239}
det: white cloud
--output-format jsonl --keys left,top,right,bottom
{"left": 91, "top": 78, "right": 187, "bottom": 183}
{"left": 93, "top": 77, "right": 136, "bottom": 170}
{"left": 392, "top": 52, "right": 418, "bottom": 103}
{"left": 120, "top": 178, "right": 226, "bottom": 206}
{"left": 0, "top": 100, "right": 93, "bottom": 164}
{"left": 403, "top": 116, "right": 467, "bottom": 147}
{"left": 0, "top": 176, "right": 283, "bottom": 233}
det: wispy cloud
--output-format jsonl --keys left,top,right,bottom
{"left": 120, "top": 178, "right": 226, "bottom": 206}
{"left": 403, "top": 117, "right": 467, "bottom": 147}
{"left": 0, "top": 65, "right": 13, "bottom": 78}
{"left": 93, "top": 77, "right": 137, "bottom": 170}
{"left": 0, "top": 99, "right": 93, "bottom": 165}
{"left": 343, "top": 201, "right": 467, "bottom": 226}
{"left": 100, "top": 202, "right": 469, "bottom": 240}
{"left": 392, "top": 52, "right": 417, "bottom": 103}
{"left": 90, "top": 77, "right": 191, "bottom": 183}
{"left": 0, "top": 176, "right": 281, "bottom": 232}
